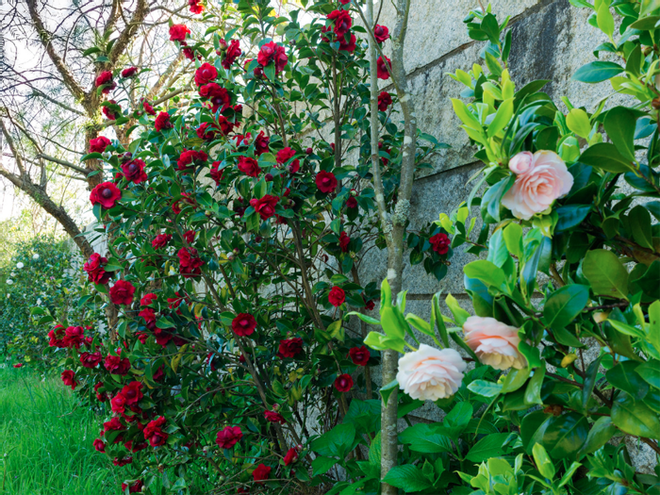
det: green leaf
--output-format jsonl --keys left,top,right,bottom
{"left": 487, "top": 99, "right": 514, "bottom": 138}
{"left": 380, "top": 379, "right": 398, "bottom": 405}
{"left": 501, "top": 367, "right": 531, "bottom": 394}
{"left": 579, "top": 417, "right": 616, "bottom": 457}
{"left": 604, "top": 107, "right": 637, "bottom": 162}
{"left": 467, "top": 380, "right": 502, "bottom": 398}
{"left": 466, "top": 433, "right": 511, "bottom": 462}
{"left": 432, "top": 293, "right": 450, "bottom": 347}
{"left": 532, "top": 413, "right": 589, "bottom": 460}
{"left": 629, "top": 205, "right": 654, "bottom": 249}
{"left": 452, "top": 98, "right": 482, "bottom": 131}
{"left": 525, "top": 367, "right": 546, "bottom": 405}
{"left": 582, "top": 356, "right": 603, "bottom": 410}
{"left": 566, "top": 108, "right": 591, "bottom": 139}
{"left": 579, "top": 143, "right": 634, "bottom": 173}
{"left": 399, "top": 423, "right": 453, "bottom": 454}
{"left": 532, "top": 443, "right": 555, "bottom": 479}
{"left": 445, "top": 293, "right": 470, "bottom": 327}
{"left": 463, "top": 260, "right": 508, "bottom": 294}
{"left": 346, "top": 311, "right": 380, "bottom": 325}
{"left": 543, "top": 285, "right": 590, "bottom": 329}
{"left": 596, "top": 3, "right": 614, "bottom": 39}
{"left": 263, "top": 62, "right": 276, "bottom": 81}
{"left": 311, "top": 456, "right": 337, "bottom": 476}
{"left": 582, "top": 249, "right": 629, "bottom": 300}
{"left": 572, "top": 61, "right": 624, "bottom": 83}
{"left": 611, "top": 394, "right": 660, "bottom": 439}
{"left": 382, "top": 465, "right": 433, "bottom": 493}
{"left": 641, "top": 0, "right": 660, "bottom": 16}
{"left": 637, "top": 360, "right": 660, "bottom": 389}
{"left": 606, "top": 361, "right": 649, "bottom": 400}
{"left": 503, "top": 222, "right": 523, "bottom": 259}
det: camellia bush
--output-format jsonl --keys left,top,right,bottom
{"left": 349, "top": 3, "right": 660, "bottom": 494}
{"left": 40, "top": 0, "right": 447, "bottom": 493}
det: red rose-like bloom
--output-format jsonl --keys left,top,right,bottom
{"left": 349, "top": 346, "right": 370, "bottom": 366}
{"left": 334, "top": 373, "right": 353, "bottom": 392}
{"left": 103, "top": 417, "right": 125, "bottom": 433}
{"left": 178, "top": 247, "right": 204, "bottom": 278}
{"left": 111, "top": 393, "right": 127, "bottom": 414}
{"left": 105, "top": 352, "right": 131, "bottom": 375}
{"left": 365, "top": 299, "right": 376, "bottom": 311}
{"left": 253, "top": 463, "right": 272, "bottom": 483}
{"left": 278, "top": 338, "right": 303, "bottom": 359}
{"left": 122, "top": 159, "right": 148, "bottom": 184}
{"left": 257, "top": 41, "right": 288, "bottom": 74}
{"left": 110, "top": 280, "right": 135, "bottom": 306}
{"left": 378, "top": 92, "right": 392, "bottom": 111}
{"left": 222, "top": 40, "right": 242, "bottom": 69}
{"left": 189, "top": 0, "right": 204, "bottom": 14}
{"left": 339, "top": 231, "right": 350, "bottom": 253}
{"left": 121, "top": 67, "right": 138, "bottom": 78}
{"left": 63, "top": 326, "right": 84, "bottom": 348}
{"left": 121, "top": 480, "right": 143, "bottom": 493}
{"left": 61, "top": 370, "right": 77, "bottom": 390}
{"left": 328, "top": 286, "right": 345, "bottom": 307}
{"left": 377, "top": 56, "right": 391, "bottom": 80}
{"left": 169, "top": 24, "right": 190, "bottom": 42}
{"left": 196, "top": 122, "right": 218, "bottom": 140}
{"left": 374, "top": 24, "right": 390, "bottom": 43}
{"left": 346, "top": 196, "right": 358, "bottom": 209}
{"left": 113, "top": 456, "right": 133, "bottom": 467}
{"left": 429, "top": 233, "right": 450, "bottom": 255}
{"left": 139, "top": 308, "right": 156, "bottom": 326}
{"left": 199, "top": 83, "right": 231, "bottom": 113}
{"left": 90, "top": 182, "right": 121, "bottom": 209}
{"left": 141, "top": 293, "right": 157, "bottom": 306}
{"left": 328, "top": 10, "right": 352, "bottom": 37}
{"left": 13, "top": 363, "right": 23, "bottom": 368}
{"left": 216, "top": 426, "right": 243, "bottom": 449}
{"left": 284, "top": 447, "right": 299, "bottom": 466}
{"left": 264, "top": 410, "right": 286, "bottom": 424}
{"left": 210, "top": 161, "right": 224, "bottom": 185}
{"left": 93, "top": 438, "right": 106, "bottom": 453}
{"left": 80, "top": 351, "right": 103, "bottom": 368}
{"left": 237, "top": 156, "right": 261, "bottom": 177}
{"left": 250, "top": 195, "right": 279, "bottom": 220}
{"left": 83, "top": 252, "right": 112, "bottom": 284}
{"left": 195, "top": 63, "right": 218, "bottom": 86}
{"left": 276, "top": 147, "right": 300, "bottom": 173}
{"left": 232, "top": 313, "right": 256, "bottom": 336}
{"left": 89, "top": 136, "right": 111, "bottom": 153}
{"left": 316, "top": 171, "right": 338, "bottom": 193}
{"left": 339, "top": 33, "right": 357, "bottom": 52}
{"left": 95, "top": 71, "right": 116, "bottom": 94}
{"left": 177, "top": 150, "right": 208, "bottom": 171}
{"left": 121, "top": 381, "right": 143, "bottom": 406}
{"left": 48, "top": 325, "right": 66, "bottom": 348}
{"left": 152, "top": 234, "right": 172, "bottom": 249}
{"left": 143, "top": 416, "right": 169, "bottom": 447}
{"left": 102, "top": 101, "right": 119, "bottom": 120}
{"left": 254, "top": 131, "right": 270, "bottom": 155}
{"left": 143, "top": 100, "right": 156, "bottom": 115}
{"left": 154, "top": 111, "right": 172, "bottom": 132}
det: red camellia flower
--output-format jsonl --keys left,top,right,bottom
{"left": 48, "top": 324, "right": 66, "bottom": 348}
{"left": 110, "top": 280, "right": 135, "bottom": 306}
{"left": 188, "top": 0, "right": 204, "bottom": 14}
{"left": 250, "top": 195, "right": 279, "bottom": 220}
{"left": 93, "top": 438, "right": 106, "bottom": 453}
{"left": 63, "top": 326, "right": 85, "bottom": 348}
{"left": 143, "top": 416, "right": 169, "bottom": 447}
{"left": 13, "top": 363, "right": 23, "bottom": 368}
{"left": 102, "top": 100, "right": 119, "bottom": 120}
{"left": 429, "top": 233, "right": 450, "bottom": 255}
{"left": 177, "top": 149, "right": 208, "bottom": 171}
{"left": 349, "top": 346, "right": 370, "bottom": 366}
{"left": 121, "top": 381, "right": 144, "bottom": 406}
{"left": 182, "top": 47, "right": 196, "bottom": 60}
{"left": 142, "top": 100, "right": 156, "bottom": 116}
{"left": 278, "top": 338, "right": 303, "bottom": 359}
{"left": 105, "top": 351, "right": 131, "bottom": 375}
{"left": 111, "top": 393, "right": 127, "bottom": 415}
{"left": 152, "top": 234, "right": 172, "bottom": 249}
{"left": 154, "top": 111, "right": 172, "bottom": 132}
{"left": 339, "top": 33, "right": 357, "bottom": 52}
{"left": 195, "top": 62, "right": 218, "bottom": 86}
{"left": 139, "top": 307, "right": 156, "bottom": 326}
{"left": 276, "top": 147, "right": 300, "bottom": 173}
{"left": 95, "top": 70, "right": 116, "bottom": 94}
{"left": 210, "top": 161, "right": 224, "bottom": 185}
{"left": 378, "top": 91, "right": 392, "bottom": 111}
{"left": 199, "top": 83, "right": 231, "bottom": 113}
{"left": 141, "top": 293, "right": 157, "bottom": 306}
{"left": 339, "top": 231, "right": 350, "bottom": 253}
{"left": 83, "top": 252, "right": 112, "bottom": 284}
{"left": 328, "top": 286, "right": 345, "bottom": 307}
{"left": 237, "top": 156, "right": 261, "bottom": 177}
{"left": 94, "top": 382, "right": 108, "bottom": 402}
{"left": 253, "top": 463, "right": 272, "bottom": 483}
{"left": 328, "top": 10, "right": 352, "bottom": 37}
{"left": 169, "top": 24, "right": 190, "bottom": 42}
{"left": 178, "top": 247, "right": 204, "bottom": 278}
{"left": 232, "top": 313, "right": 256, "bottom": 336}
{"left": 121, "top": 480, "right": 143, "bottom": 493}
{"left": 89, "top": 136, "right": 111, "bottom": 153}
{"left": 122, "top": 159, "right": 148, "bottom": 183}
{"left": 257, "top": 41, "right": 288, "bottom": 74}
{"left": 196, "top": 122, "right": 218, "bottom": 140}
{"left": 80, "top": 351, "right": 103, "bottom": 368}
{"left": 103, "top": 416, "right": 125, "bottom": 434}
{"left": 216, "top": 426, "right": 243, "bottom": 449}
{"left": 61, "top": 370, "right": 77, "bottom": 390}
{"left": 374, "top": 24, "right": 390, "bottom": 43}
{"left": 113, "top": 456, "right": 133, "bottom": 467}
{"left": 365, "top": 299, "right": 376, "bottom": 311}
{"left": 264, "top": 410, "right": 286, "bottom": 424}
{"left": 121, "top": 66, "right": 138, "bottom": 78}
{"left": 334, "top": 373, "right": 353, "bottom": 392}
{"left": 346, "top": 196, "right": 358, "bottom": 209}
{"left": 284, "top": 447, "right": 299, "bottom": 466}
{"left": 377, "top": 56, "right": 391, "bottom": 80}
{"left": 90, "top": 182, "right": 121, "bottom": 209}
{"left": 222, "top": 39, "right": 242, "bottom": 69}
{"left": 254, "top": 131, "right": 270, "bottom": 155}
{"left": 316, "top": 171, "right": 338, "bottom": 193}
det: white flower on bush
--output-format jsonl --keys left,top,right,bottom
{"left": 6, "top": 279, "right": 13, "bottom": 285}
{"left": 463, "top": 316, "right": 527, "bottom": 370}
{"left": 32, "top": 254, "right": 40, "bottom": 260}
{"left": 16, "top": 262, "right": 24, "bottom": 269}
{"left": 501, "top": 150, "right": 573, "bottom": 220}
{"left": 396, "top": 344, "right": 467, "bottom": 401}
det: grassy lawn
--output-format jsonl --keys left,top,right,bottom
{"left": 0, "top": 363, "right": 118, "bottom": 495}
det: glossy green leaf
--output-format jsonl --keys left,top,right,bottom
{"left": 611, "top": 394, "right": 660, "bottom": 440}
{"left": 582, "top": 249, "right": 629, "bottom": 300}
{"left": 579, "top": 417, "right": 616, "bottom": 457}
{"left": 466, "top": 433, "right": 511, "bottom": 462}
{"left": 579, "top": 143, "right": 634, "bottom": 173}
{"left": 382, "top": 465, "right": 433, "bottom": 493}
{"left": 543, "top": 284, "right": 589, "bottom": 329}
{"left": 572, "top": 61, "right": 624, "bottom": 83}
{"left": 607, "top": 361, "right": 649, "bottom": 400}
{"left": 468, "top": 379, "right": 503, "bottom": 398}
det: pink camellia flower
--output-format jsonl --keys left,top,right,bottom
{"left": 501, "top": 150, "right": 574, "bottom": 221}
{"left": 463, "top": 316, "right": 527, "bottom": 370}
{"left": 396, "top": 344, "right": 467, "bottom": 401}
{"left": 216, "top": 426, "right": 243, "bottom": 449}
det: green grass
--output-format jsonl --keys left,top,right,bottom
{"left": 0, "top": 363, "right": 118, "bottom": 494}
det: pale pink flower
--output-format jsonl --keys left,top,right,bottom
{"left": 396, "top": 344, "right": 467, "bottom": 401}
{"left": 501, "top": 150, "right": 573, "bottom": 220}
{"left": 464, "top": 316, "right": 527, "bottom": 370}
